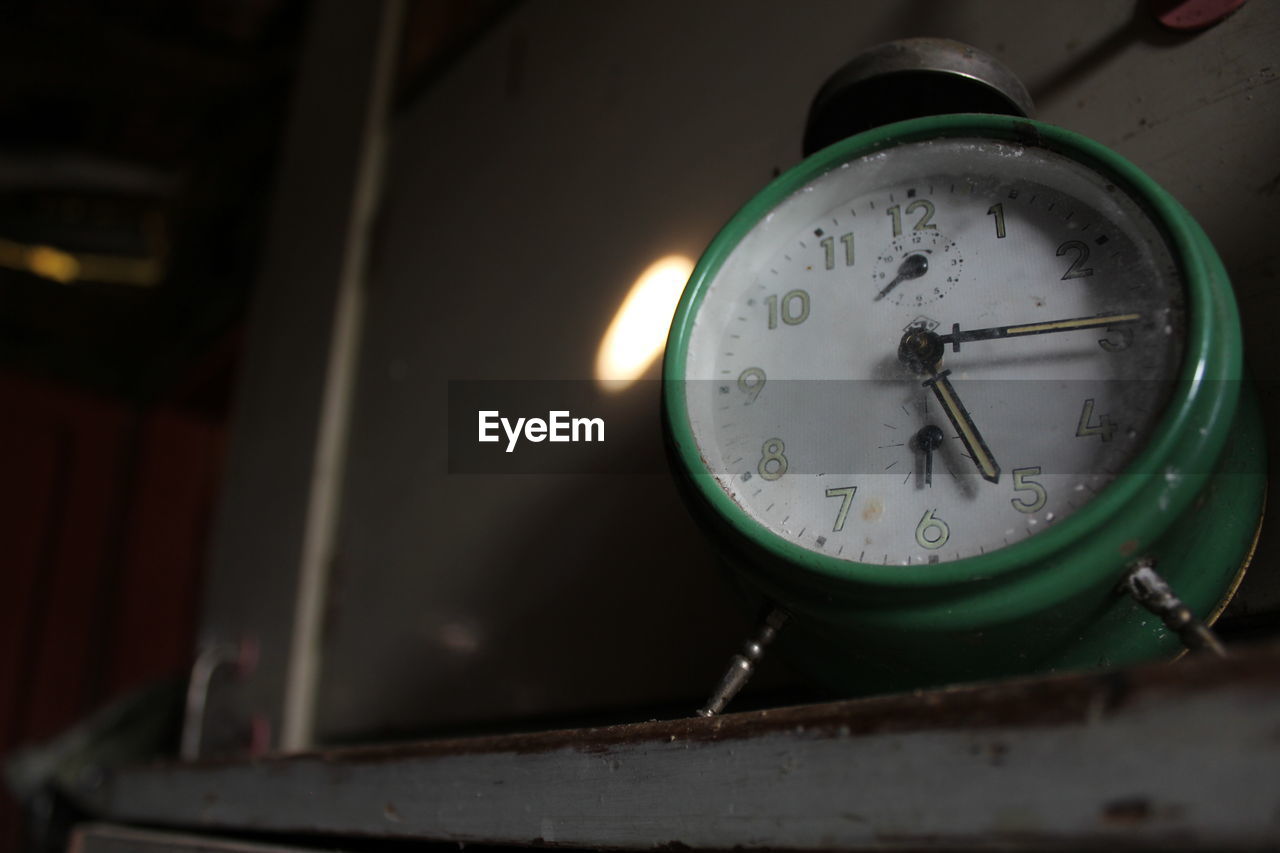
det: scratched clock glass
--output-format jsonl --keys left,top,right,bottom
{"left": 684, "top": 136, "right": 1181, "bottom": 563}
{"left": 664, "top": 115, "right": 1264, "bottom": 692}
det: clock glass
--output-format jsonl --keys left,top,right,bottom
{"left": 677, "top": 133, "right": 1186, "bottom": 567}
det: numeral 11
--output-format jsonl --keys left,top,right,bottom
{"left": 821, "top": 233, "right": 855, "bottom": 269}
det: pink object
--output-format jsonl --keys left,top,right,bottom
{"left": 1151, "top": 0, "right": 1247, "bottom": 31}
{"left": 249, "top": 714, "right": 273, "bottom": 756}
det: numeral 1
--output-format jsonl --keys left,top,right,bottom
{"left": 988, "top": 203, "right": 1006, "bottom": 238}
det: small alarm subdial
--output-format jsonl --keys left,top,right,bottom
{"left": 871, "top": 231, "right": 961, "bottom": 307}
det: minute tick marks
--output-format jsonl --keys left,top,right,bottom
{"left": 680, "top": 133, "right": 1187, "bottom": 568}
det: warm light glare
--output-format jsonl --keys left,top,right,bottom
{"left": 26, "top": 244, "right": 81, "bottom": 284}
{"left": 596, "top": 255, "right": 694, "bottom": 391}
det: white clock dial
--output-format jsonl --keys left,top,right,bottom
{"left": 683, "top": 138, "right": 1185, "bottom": 565}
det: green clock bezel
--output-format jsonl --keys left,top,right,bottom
{"left": 662, "top": 114, "right": 1244, "bottom": 611}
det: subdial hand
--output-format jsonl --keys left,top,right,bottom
{"left": 874, "top": 252, "right": 928, "bottom": 302}
{"left": 912, "top": 424, "right": 944, "bottom": 488}
{"left": 937, "top": 312, "right": 1141, "bottom": 352}
{"left": 898, "top": 328, "right": 1001, "bottom": 484}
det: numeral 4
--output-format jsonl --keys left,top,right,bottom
{"left": 1076, "top": 398, "right": 1115, "bottom": 441}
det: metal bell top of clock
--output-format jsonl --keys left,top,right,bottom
{"left": 803, "top": 38, "right": 1035, "bottom": 156}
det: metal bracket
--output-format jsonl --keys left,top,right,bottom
{"left": 181, "top": 637, "right": 262, "bottom": 761}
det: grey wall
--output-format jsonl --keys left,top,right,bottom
{"left": 204, "top": 0, "right": 1280, "bottom": 746}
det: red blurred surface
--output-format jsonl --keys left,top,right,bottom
{"left": 0, "top": 370, "right": 228, "bottom": 850}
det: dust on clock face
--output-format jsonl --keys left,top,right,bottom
{"left": 681, "top": 138, "right": 1186, "bottom": 566}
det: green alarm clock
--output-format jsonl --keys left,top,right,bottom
{"left": 662, "top": 113, "right": 1265, "bottom": 695}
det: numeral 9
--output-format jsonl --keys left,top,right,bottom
{"left": 737, "top": 367, "right": 766, "bottom": 404}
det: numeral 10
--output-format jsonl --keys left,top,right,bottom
{"left": 767, "top": 289, "right": 810, "bottom": 328}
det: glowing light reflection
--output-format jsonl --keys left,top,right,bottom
{"left": 26, "top": 244, "right": 80, "bottom": 284}
{"left": 595, "top": 255, "right": 694, "bottom": 392}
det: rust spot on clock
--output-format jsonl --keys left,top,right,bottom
{"left": 862, "top": 498, "right": 884, "bottom": 522}
{"left": 1119, "top": 539, "right": 1140, "bottom": 556}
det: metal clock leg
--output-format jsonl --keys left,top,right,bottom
{"left": 697, "top": 607, "right": 789, "bottom": 717}
{"left": 1122, "top": 558, "right": 1227, "bottom": 657}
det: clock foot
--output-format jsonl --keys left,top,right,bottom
{"left": 1123, "top": 559, "right": 1227, "bottom": 657}
{"left": 697, "top": 607, "right": 789, "bottom": 717}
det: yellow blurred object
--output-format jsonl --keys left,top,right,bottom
{"left": 26, "top": 244, "right": 81, "bottom": 284}
{"left": 0, "top": 236, "right": 163, "bottom": 287}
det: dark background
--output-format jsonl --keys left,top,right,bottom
{"left": 0, "top": 1, "right": 510, "bottom": 847}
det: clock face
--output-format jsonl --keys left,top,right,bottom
{"left": 679, "top": 137, "right": 1186, "bottom": 566}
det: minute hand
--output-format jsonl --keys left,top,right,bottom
{"left": 938, "top": 313, "right": 1141, "bottom": 353}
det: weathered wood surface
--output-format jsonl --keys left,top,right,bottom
{"left": 79, "top": 643, "right": 1280, "bottom": 850}
{"left": 71, "top": 824, "right": 348, "bottom": 853}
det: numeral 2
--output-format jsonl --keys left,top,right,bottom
{"left": 1057, "top": 240, "right": 1094, "bottom": 279}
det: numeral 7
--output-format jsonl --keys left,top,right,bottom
{"left": 824, "top": 486, "right": 857, "bottom": 532}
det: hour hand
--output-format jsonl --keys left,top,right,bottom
{"left": 898, "top": 328, "right": 1000, "bottom": 484}
{"left": 924, "top": 369, "right": 1001, "bottom": 484}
